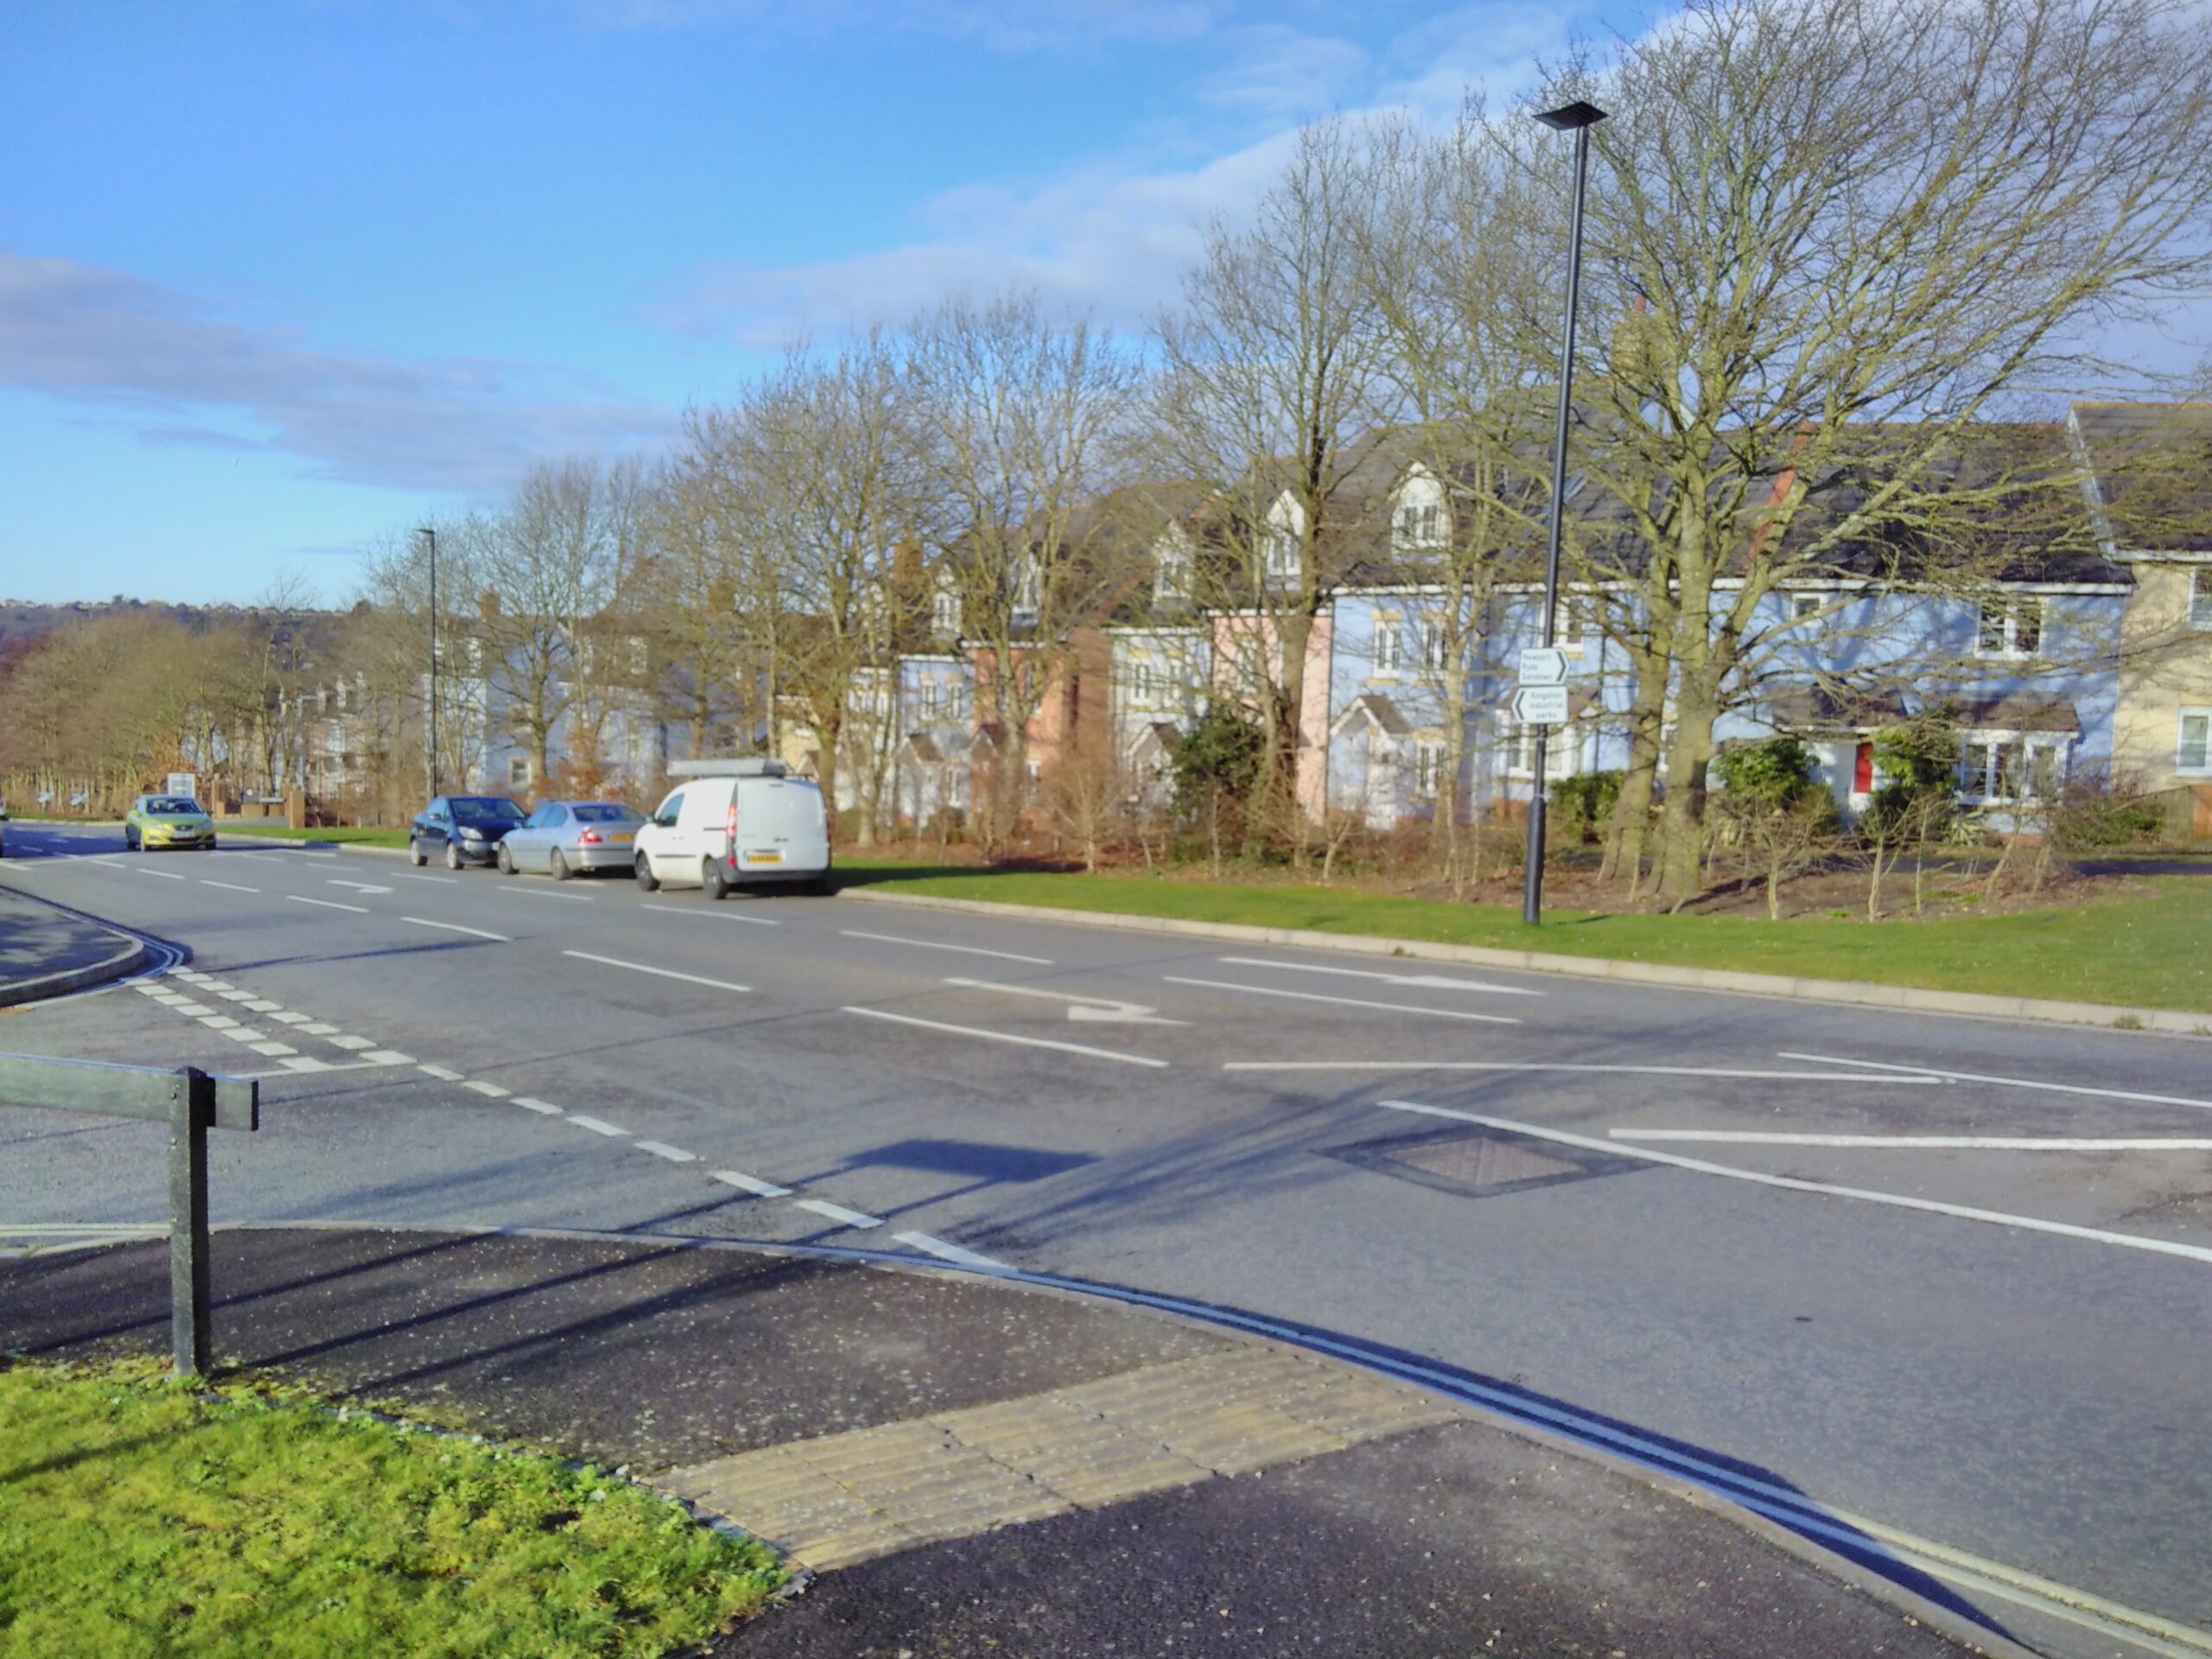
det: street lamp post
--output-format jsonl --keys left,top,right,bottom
{"left": 1522, "top": 99, "right": 1607, "bottom": 927}
{"left": 420, "top": 525, "right": 439, "bottom": 798}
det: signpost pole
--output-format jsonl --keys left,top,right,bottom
{"left": 1522, "top": 99, "right": 1607, "bottom": 927}
{"left": 167, "top": 1068, "right": 213, "bottom": 1377}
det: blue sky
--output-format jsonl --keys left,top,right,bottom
{"left": 2, "top": 0, "right": 1611, "bottom": 606}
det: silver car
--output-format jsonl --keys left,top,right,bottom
{"left": 495, "top": 800, "right": 645, "bottom": 880}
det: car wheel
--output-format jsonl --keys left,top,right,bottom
{"left": 445, "top": 841, "right": 463, "bottom": 870}
{"left": 634, "top": 854, "right": 659, "bottom": 892}
{"left": 496, "top": 843, "right": 514, "bottom": 874}
{"left": 701, "top": 857, "right": 730, "bottom": 900}
{"left": 409, "top": 837, "right": 427, "bottom": 868}
{"left": 549, "top": 849, "right": 571, "bottom": 881}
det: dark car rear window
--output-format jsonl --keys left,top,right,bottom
{"left": 570, "top": 804, "right": 641, "bottom": 823}
{"left": 146, "top": 798, "right": 200, "bottom": 814}
{"left": 451, "top": 798, "right": 525, "bottom": 825}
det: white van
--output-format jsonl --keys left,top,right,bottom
{"left": 633, "top": 759, "right": 832, "bottom": 899}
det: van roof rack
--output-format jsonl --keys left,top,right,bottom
{"left": 667, "top": 757, "right": 789, "bottom": 778}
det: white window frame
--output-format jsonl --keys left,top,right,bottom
{"left": 1373, "top": 618, "right": 1405, "bottom": 676}
{"left": 1956, "top": 731, "right": 2068, "bottom": 804}
{"left": 1789, "top": 594, "right": 1822, "bottom": 625}
{"left": 1418, "top": 615, "right": 1452, "bottom": 676}
{"left": 629, "top": 636, "right": 649, "bottom": 678}
{"left": 1556, "top": 592, "right": 1599, "bottom": 658}
{"left": 507, "top": 755, "right": 533, "bottom": 789}
{"left": 1974, "top": 595, "right": 2045, "bottom": 658}
{"left": 2178, "top": 708, "right": 2212, "bottom": 775}
{"left": 919, "top": 680, "right": 941, "bottom": 720}
{"left": 2189, "top": 571, "right": 2212, "bottom": 632}
{"left": 932, "top": 588, "right": 963, "bottom": 636}
{"left": 1500, "top": 721, "right": 1575, "bottom": 781}
{"left": 1414, "top": 738, "right": 1447, "bottom": 798}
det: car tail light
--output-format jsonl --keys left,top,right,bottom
{"left": 578, "top": 829, "right": 603, "bottom": 844}
{"left": 725, "top": 801, "right": 740, "bottom": 864}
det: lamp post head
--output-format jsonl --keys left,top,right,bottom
{"left": 1534, "top": 99, "right": 1608, "bottom": 130}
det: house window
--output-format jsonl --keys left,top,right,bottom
{"left": 1557, "top": 593, "right": 1599, "bottom": 654}
{"left": 1414, "top": 739, "right": 1446, "bottom": 797}
{"left": 1502, "top": 721, "right": 1574, "bottom": 780}
{"left": 1790, "top": 594, "right": 1822, "bottom": 624}
{"left": 1013, "top": 557, "right": 1042, "bottom": 619}
{"left": 1373, "top": 621, "right": 1405, "bottom": 675}
{"left": 507, "top": 756, "right": 533, "bottom": 788}
{"left": 629, "top": 636, "right": 649, "bottom": 677}
{"left": 2179, "top": 709, "right": 2212, "bottom": 773}
{"left": 1975, "top": 595, "right": 2044, "bottom": 658}
{"left": 1958, "top": 734, "right": 2063, "bottom": 802}
{"left": 1154, "top": 538, "right": 1192, "bottom": 603}
{"left": 1419, "top": 616, "right": 1452, "bottom": 675}
{"left": 1395, "top": 502, "right": 1444, "bottom": 549}
{"left": 933, "top": 588, "right": 962, "bottom": 635}
{"left": 1264, "top": 530, "right": 1299, "bottom": 584}
{"left": 920, "top": 681, "right": 941, "bottom": 720}
{"left": 2190, "top": 572, "right": 2212, "bottom": 631}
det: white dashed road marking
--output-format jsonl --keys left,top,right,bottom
{"left": 841, "top": 929, "right": 1049, "bottom": 964}
{"left": 418, "top": 1064, "right": 464, "bottom": 1081}
{"left": 841, "top": 1006, "right": 1168, "bottom": 1067}
{"left": 644, "top": 903, "right": 778, "bottom": 926}
{"left": 1230, "top": 1061, "right": 1942, "bottom": 1082}
{"left": 136, "top": 868, "right": 185, "bottom": 880}
{"left": 497, "top": 886, "right": 594, "bottom": 903}
{"left": 403, "top": 917, "right": 509, "bottom": 941}
{"left": 634, "top": 1140, "right": 698, "bottom": 1163}
{"left": 289, "top": 895, "right": 368, "bottom": 913}
{"left": 567, "top": 1114, "right": 628, "bottom": 1137}
{"left": 794, "top": 1198, "right": 881, "bottom": 1229}
{"left": 512, "top": 1096, "right": 564, "bottom": 1116}
{"left": 561, "top": 951, "right": 750, "bottom": 994}
{"left": 1164, "top": 976, "right": 1522, "bottom": 1026}
{"left": 361, "top": 1050, "right": 416, "bottom": 1065}
{"left": 200, "top": 880, "right": 260, "bottom": 893}
{"left": 329, "top": 1035, "right": 375, "bottom": 1051}
{"left": 462, "top": 1080, "right": 512, "bottom": 1098}
{"left": 711, "top": 1169, "right": 791, "bottom": 1198}
{"left": 892, "top": 1231, "right": 1007, "bottom": 1270}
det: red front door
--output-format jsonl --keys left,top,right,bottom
{"left": 1853, "top": 741, "right": 1874, "bottom": 794}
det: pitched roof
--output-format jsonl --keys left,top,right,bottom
{"left": 1332, "top": 691, "right": 1414, "bottom": 738}
{"left": 2071, "top": 403, "right": 2212, "bottom": 556}
{"left": 1766, "top": 684, "right": 1911, "bottom": 733}
{"left": 1932, "top": 694, "right": 2081, "bottom": 734}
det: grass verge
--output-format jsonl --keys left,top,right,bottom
{"left": 836, "top": 863, "right": 2212, "bottom": 1014}
{"left": 0, "top": 1357, "right": 782, "bottom": 1659}
{"left": 218, "top": 823, "right": 413, "bottom": 849}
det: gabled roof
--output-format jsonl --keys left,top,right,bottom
{"left": 2071, "top": 403, "right": 2212, "bottom": 556}
{"left": 1332, "top": 691, "right": 1414, "bottom": 738}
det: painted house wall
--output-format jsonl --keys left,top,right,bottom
{"left": 2113, "top": 564, "right": 2212, "bottom": 792}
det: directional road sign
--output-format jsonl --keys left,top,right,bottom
{"left": 1510, "top": 683, "right": 1571, "bottom": 726}
{"left": 1517, "top": 646, "right": 1568, "bottom": 686}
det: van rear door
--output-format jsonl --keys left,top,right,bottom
{"left": 734, "top": 778, "right": 830, "bottom": 874}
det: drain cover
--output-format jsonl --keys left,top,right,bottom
{"left": 1329, "top": 1127, "right": 1638, "bottom": 1199}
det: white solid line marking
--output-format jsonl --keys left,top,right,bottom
{"left": 794, "top": 1198, "right": 881, "bottom": 1229}
{"left": 136, "top": 868, "right": 186, "bottom": 880}
{"left": 1165, "top": 977, "right": 1522, "bottom": 1026}
{"left": 328, "top": 1034, "right": 375, "bottom": 1051}
{"left": 497, "top": 886, "right": 595, "bottom": 902}
{"left": 403, "top": 917, "right": 509, "bottom": 940}
{"left": 200, "top": 880, "right": 260, "bottom": 893}
{"left": 840, "top": 929, "right": 1050, "bottom": 964}
{"left": 361, "top": 1050, "right": 415, "bottom": 1065}
{"left": 418, "top": 1064, "right": 463, "bottom": 1081}
{"left": 289, "top": 895, "right": 368, "bottom": 913}
{"left": 841, "top": 1005, "right": 1169, "bottom": 1067}
{"left": 1380, "top": 1100, "right": 2212, "bottom": 1268}
{"left": 512, "top": 1096, "right": 563, "bottom": 1115}
{"left": 567, "top": 1114, "right": 627, "bottom": 1136}
{"left": 1779, "top": 1052, "right": 2212, "bottom": 1115}
{"left": 1217, "top": 955, "right": 1542, "bottom": 995}
{"left": 1228, "top": 1062, "right": 1942, "bottom": 1081}
{"left": 462, "top": 1080, "right": 512, "bottom": 1098}
{"left": 644, "top": 902, "right": 778, "bottom": 925}
{"left": 560, "top": 951, "right": 750, "bottom": 993}
{"left": 893, "top": 1231, "right": 1008, "bottom": 1270}
{"left": 634, "top": 1140, "right": 698, "bottom": 1163}
{"left": 1612, "top": 1130, "right": 2212, "bottom": 1151}
{"left": 711, "top": 1169, "right": 791, "bottom": 1198}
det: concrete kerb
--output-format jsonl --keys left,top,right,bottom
{"left": 15, "top": 1218, "right": 2040, "bottom": 1659}
{"left": 0, "top": 884, "right": 151, "bottom": 1007}
{"left": 840, "top": 887, "right": 2212, "bottom": 1040}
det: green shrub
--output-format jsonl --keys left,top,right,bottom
{"left": 1550, "top": 770, "right": 1624, "bottom": 843}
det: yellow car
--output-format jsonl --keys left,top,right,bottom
{"left": 124, "top": 794, "right": 217, "bottom": 851}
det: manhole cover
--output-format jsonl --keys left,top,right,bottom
{"left": 1328, "top": 1128, "right": 1639, "bottom": 1199}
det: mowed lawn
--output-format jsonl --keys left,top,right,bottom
{"left": 837, "top": 865, "right": 2212, "bottom": 1014}
{"left": 0, "top": 1359, "right": 781, "bottom": 1659}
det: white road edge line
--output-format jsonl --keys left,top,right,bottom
{"left": 841, "top": 930, "right": 1052, "bottom": 964}
{"left": 1164, "top": 976, "right": 1522, "bottom": 1026}
{"left": 1380, "top": 1100, "right": 2212, "bottom": 1268}
{"left": 1217, "top": 955, "right": 1541, "bottom": 996}
{"left": 644, "top": 903, "right": 778, "bottom": 926}
{"left": 893, "top": 1231, "right": 1008, "bottom": 1270}
{"left": 711, "top": 1169, "right": 791, "bottom": 1198}
{"left": 561, "top": 951, "right": 750, "bottom": 994}
{"left": 288, "top": 895, "right": 368, "bottom": 913}
{"left": 403, "top": 917, "right": 510, "bottom": 941}
{"left": 1780, "top": 1051, "right": 2212, "bottom": 1115}
{"left": 1228, "top": 1062, "right": 1942, "bottom": 1082}
{"left": 633, "top": 1140, "right": 698, "bottom": 1163}
{"left": 567, "top": 1114, "right": 627, "bottom": 1137}
{"left": 794, "top": 1197, "right": 881, "bottom": 1229}
{"left": 1612, "top": 1130, "right": 2212, "bottom": 1151}
{"left": 841, "top": 1005, "right": 1168, "bottom": 1067}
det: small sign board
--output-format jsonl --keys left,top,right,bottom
{"left": 1510, "top": 683, "right": 1571, "bottom": 727}
{"left": 1516, "top": 647, "right": 1568, "bottom": 687}
{"left": 166, "top": 772, "right": 197, "bottom": 798}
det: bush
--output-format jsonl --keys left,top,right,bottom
{"left": 2050, "top": 771, "right": 2164, "bottom": 848}
{"left": 1711, "top": 735, "right": 1822, "bottom": 810}
{"left": 1550, "top": 770, "right": 1624, "bottom": 844}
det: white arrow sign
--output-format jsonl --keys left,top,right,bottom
{"left": 327, "top": 879, "right": 395, "bottom": 894}
{"left": 1516, "top": 646, "right": 1568, "bottom": 686}
{"left": 943, "top": 976, "right": 1188, "bottom": 1026}
{"left": 1510, "top": 683, "right": 1570, "bottom": 726}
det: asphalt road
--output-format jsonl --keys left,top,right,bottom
{"left": 3, "top": 820, "right": 2209, "bottom": 1659}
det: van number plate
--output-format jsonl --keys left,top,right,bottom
{"left": 747, "top": 850, "right": 782, "bottom": 863}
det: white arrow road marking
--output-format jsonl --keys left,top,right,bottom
{"left": 940, "top": 976, "right": 1187, "bottom": 1026}
{"left": 1217, "top": 956, "right": 1541, "bottom": 995}
{"left": 327, "top": 879, "right": 395, "bottom": 894}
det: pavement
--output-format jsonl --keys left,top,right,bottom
{"left": 0, "top": 1226, "right": 1986, "bottom": 1658}
{"left": 2, "top": 818, "right": 2208, "bottom": 1659}
{"left": 0, "top": 879, "right": 147, "bottom": 1005}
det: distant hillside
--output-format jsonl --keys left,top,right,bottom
{"left": 0, "top": 599, "right": 348, "bottom": 653}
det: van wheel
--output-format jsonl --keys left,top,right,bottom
{"left": 701, "top": 858, "right": 730, "bottom": 900}
{"left": 634, "top": 855, "right": 659, "bottom": 892}
{"left": 410, "top": 838, "right": 427, "bottom": 868}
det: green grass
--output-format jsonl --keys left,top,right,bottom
{"left": 218, "top": 823, "right": 413, "bottom": 849}
{"left": 836, "top": 862, "right": 2212, "bottom": 1014}
{"left": 0, "top": 1358, "right": 782, "bottom": 1659}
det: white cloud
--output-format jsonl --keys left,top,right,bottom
{"left": 0, "top": 252, "right": 672, "bottom": 495}
{"left": 576, "top": 0, "right": 1223, "bottom": 50}
{"left": 1192, "top": 24, "right": 1369, "bottom": 117}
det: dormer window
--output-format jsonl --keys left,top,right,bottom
{"left": 1012, "top": 556, "right": 1042, "bottom": 620}
{"left": 1975, "top": 595, "right": 2044, "bottom": 658}
{"left": 1154, "top": 527, "right": 1194, "bottom": 605}
{"left": 932, "top": 587, "right": 962, "bottom": 636}
{"left": 1261, "top": 493, "right": 1304, "bottom": 586}
{"left": 1392, "top": 469, "right": 1449, "bottom": 551}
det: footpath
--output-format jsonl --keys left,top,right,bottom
{"left": 0, "top": 880, "right": 147, "bottom": 1007}
{"left": 0, "top": 1226, "right": 2007, "bottom": 1658}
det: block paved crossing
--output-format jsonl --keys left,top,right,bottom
{"left": 663, "top": 1345, "right": 1465, "bottom": 1571}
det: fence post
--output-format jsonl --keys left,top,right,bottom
{"left": 167, "top": 1068, "right": 213, "bottom": 1377}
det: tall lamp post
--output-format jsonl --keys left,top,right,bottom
{"left": 1522, "top": 98, "right": 1607, "bottom": 926}
{"left": 419, "top": 525, "right": 440, "bottom": 798}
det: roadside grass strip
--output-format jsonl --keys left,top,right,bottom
{"left": 1378, "top": 1100, "right": 2212, "bottom": 1268}
{"left": 0, "top": 1358, "right": 782, "bottom": 1658}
